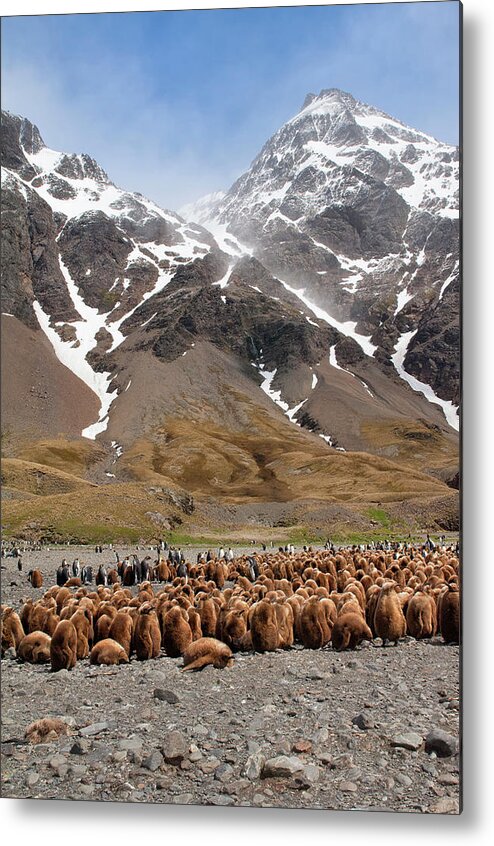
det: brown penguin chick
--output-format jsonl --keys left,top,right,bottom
{"left": 406, "top": 589, "right": 436, "bottom": 639}
{"left": 197, "top": 597, "right": 218, "bottom": 638}
{"left": 112, "top": 590, "right": 130, "bottom": 609}
{"left": 213, "top": 562, "right": 226, "bottom": 589}
{"left": 336, "top": 592, "right": 364, "bottom": 618}
{"left": 320, "top": 596, "right": 337, "bottom": 625}
{"left": 55, "top": 587, "right": 72, "bottom": 615}
{"left": 250, "top": 600, "right": 279, "bottom": 652}
{"left": 345, "top": 581, "right": 366, "bottom": 611}
{"left": 50, "top": 620, "right": 78, "bottom": 671}
{"left": 94, "top": 613, "right": 115, "bottom": 643}
{"left": 182, "top": 637, "right": 234, "bottom": 671}
{"left": 28, "top": 602, "right": 48, "bottom": 634}
{"left": 90, "top": 638, "right": 130, "bottom": 665}
{"left": 95, "top": 602, "right": 117, "bottom": 624}
{"left": 360, "top": 574, "right": 375, "bottom": 594}
{"left": 258, "top": 575, "right": 275, "bottom": 593}
{"left": 20, "top": 599, "right": 34, "bottom": 634}
{"left": 300, "top": 597, "right": 330, "bottom": 649}
{"left": 438, "top": 583, "right": 460, "bottom": 643}
{"left": 222, "top": 608, "right": 248, "bottom": 651}
{"left": 234, "top": 629, "right": 253, "bottom": 652}
{"left": 187, "top": 607, "right": 203, "bottom": 641}
{"left": 17, "top": 631, "right": 52, "bottom": 663}
{"left": 331, "top": 613, "right": 373, "bottom": 651}
{"left": 64, "top": 577, "right": 82, "bottom": 588}
{"left": 295, "top": 587, "right": 310, "bottom": 601}
{"left": 286, "top": 595, "right": 304, "bottom": 643}
{"left": 274, "top": 578, "right": 293, "bottom": 598}
{"left": 108, "top": 611, "right": 134, "bottom": 657}
{"left": 134, "top": 603, "right": 161, "bottom": 660}
{"left": 365, "top": 585, "right": 381, "bottom": 634}
{"left": 28, "top": 569, "right": 43, "bottom": 588}
{"left": 1, "top": 607, "right": 25, "bottom": 655}
{"left": 236, "top": 575, "right": 254, "bottom": 593}
{"left": 156, "top": 560, "right": 171, "bottom": 582}
{"left": 274, "top": 600, "right": 294, "bottom": 649}
{"left": 43, "top": 587, "right": 59, "bottom": 600}
{"left": 78, "top": 596, "right": 97, "bottom": 616}
{"left": 214, "top": 603, "right": 230, "bottom": 641}
{"left": 373, "top": 582, "right": 407, "bottom": 645}
{"left": 138, "top": 581, "right": 154, "bottom": 601}
{"left": 317, "top": 597, "right": 335, "bottom": 643}
{"left": 59, "top": 601, "right": 78, "bottom": 621}
{"left": 251, "top": 584, "right": 268, "bottom": 601}
{"left": 70, "top": 608, "right": 93, "bottom": 659}
{"left": 25, "top": 718, "right": 70, "bottom": 744}
{"left": 43, "top": 610, "right": 60, "bottom": 637}
{"left": 162, "top": 606, "right": 192, "bottom": 657}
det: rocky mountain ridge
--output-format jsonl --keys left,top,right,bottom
{"left": 0, "top": 98, "right": 460, "bottom": 539}
{"left": 182, "top": 88, "right": 460, "bottom": 415}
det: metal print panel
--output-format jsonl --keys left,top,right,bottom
{"left": 1, "top": 0, "right": 461, "bottom": 815}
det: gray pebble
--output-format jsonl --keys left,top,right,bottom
{"left": 70, "top": 764, "right": 87, "bottom": 777}
{"left": 162, "top": 730, "right": 189, "bottom": 764}
{"left": 262, "top": 756, "right": 304, "bottom": 778}
{"left": 153, "top": 688, "right": 180, "bottom": 704}
{"left": 390, "top": 732, "right": 422, "bottom": 751}
{"left": 172, "top": 793, "right": 194, "bottom": 804}
{"left": 244, "top": 750, "right": 265, "bottom": 780}
{"left": 395, "top": 773, "right": 413, "bottom": 787}
{"left": 70, "top": 739, "right": 90, "bottom": 756}
{"left": 424, "top": 728, "right": 458, "bottom": 757}
{"left": 352, "top": 712, "right": 375, "bottom": 730}
{"left": 49, "top": 754, "right": 67, "bottom": 770}
{"left": 302, "top": 763, "right": 321, "bottom": 783}
{"left": 142, "top": 750, "right": 164, "bottom": 772}
{"left": 79, "top": 721, "right": 113, "bottom": 737}
{"left": 214, "top": 763, "right": 234, "bottom": 782}
{"left": 79, "top": 784, "right": 95, "bottom": 796}
{"left": 338, "top": 780, "right": 358, "bottom": 792}
{"left": 209, "top": 794, "right": 235, "bottom": 806}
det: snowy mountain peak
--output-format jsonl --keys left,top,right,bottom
{"left": 53, "top": 152, "right": 112, "bottom": 185}
{"left": 294, "top": 88, "right": 437, "bottom": 145}
{"left": 197, "top": 87, "right": 459, "bottom": 245}
{"left": 19, "top": 115, "right": 46, "bottom": 155}
{"left": 180, "top": 90, "right": 459, "bottom": 427}
{"left": 298, "top": 87, "right": 358, "bottom": 114}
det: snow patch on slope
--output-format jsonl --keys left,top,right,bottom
{"left": 277, "top": 278, "right": 377, "bottom": 357}
{"left": 254, "top": 363, "right": 308, "bottom": 427}
{"left": 392, "top": 331, "right": 459, "bottom": 430}
{"left": 394, "top": 287, "right": 414, "bottom": 316}
{"left": 329, "top": 346, "right": 374, "bottom": 397}
{"left": 33, "top": 294, "right": 117, "bottom": 439}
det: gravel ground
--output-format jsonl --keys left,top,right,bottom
{"left": 1, "top": 547, "right": 461, "bottom": 814}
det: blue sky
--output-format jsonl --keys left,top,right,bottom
{"left": 1, "top": 2, "right": 461, "bottom": 210}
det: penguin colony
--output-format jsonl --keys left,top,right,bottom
{"left": 1, "top": 546, "right": 460, "bottom": 674}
